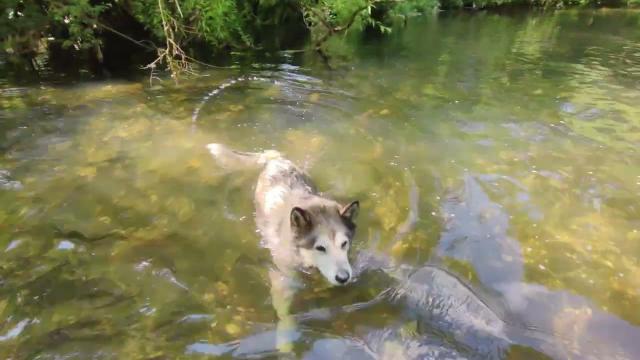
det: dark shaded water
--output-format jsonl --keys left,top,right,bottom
{"left": 1, "top": 9, "right": 640, "bottom": 360}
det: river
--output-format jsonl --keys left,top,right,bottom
{"left": 1, "top": 9, "right": 639, "bottom": 360}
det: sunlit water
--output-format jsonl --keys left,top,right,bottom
{"left": 2, "top": 9, "right": 640, "bottom": 360}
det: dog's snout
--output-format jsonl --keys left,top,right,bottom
{"left": 335, "top": 270, "right": 350, "bottom": 284}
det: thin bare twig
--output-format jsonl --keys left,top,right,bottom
{"left": 141, "top": 0, "right": 194, "bottom": 83}
{"left": 173, "top": 0, "right": 184, "bottom": 18}
{"left": 96, "top": 22, "right": 157, "bottom": 51}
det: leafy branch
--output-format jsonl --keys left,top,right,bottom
{"left": 302, "top": 0, "right": 399, "bottom": 50}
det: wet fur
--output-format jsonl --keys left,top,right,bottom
{"left": 206, "top": 143, "right": 359, "bottom": 352}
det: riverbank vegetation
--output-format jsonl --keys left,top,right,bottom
{"left": 2, "top": 0, "right": 638, "bottom": 79}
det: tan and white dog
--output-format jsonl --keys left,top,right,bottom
{"left": 206, "top": 143, "right": 359, "bottom": 352}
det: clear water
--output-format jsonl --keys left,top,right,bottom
{"left": 1, "top": 9, "right": 640, "bottom": 360}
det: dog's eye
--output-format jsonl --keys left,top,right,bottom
{"left": 315, "top": 246, "right": 326, "bottom": 252}
{"left": 341, "top": 241, "right": 348, "bottom": 249}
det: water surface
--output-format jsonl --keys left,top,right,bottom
{"left": 1, "top": 9, "right": 640, "bottom": 360}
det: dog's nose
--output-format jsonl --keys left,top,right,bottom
{"left": 335, "top": 270, "right": 350, "bottom": 284}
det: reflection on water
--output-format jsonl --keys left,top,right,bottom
{"left": 434, "top": 173, "right": 640, "bottom": 359}
{"left": 438, "top": 174, "right": 525, "bottom": 287}
{"left": 2, "top": 9, "right": 640, "bottom": 360}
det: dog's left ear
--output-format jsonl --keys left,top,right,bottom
{"left": 291, "top": 207, "right": 313, "bottom": 234}
{"left": 340, "top": 201, "right": 359, "bottom": 222}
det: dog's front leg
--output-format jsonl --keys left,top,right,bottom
{"left": 269, "top": 268, "right": 300, "bottom": 354}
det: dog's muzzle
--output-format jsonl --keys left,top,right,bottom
{"left": 335, "top": 269, "right": 350, "bottom": 284}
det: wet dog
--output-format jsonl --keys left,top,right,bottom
{"left": 206, "top": 143, "right": 359, "bottom": 351}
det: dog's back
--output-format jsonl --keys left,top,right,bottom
{"left": 206, "top": 143, "right": 312, "bottom": 237}
{"left": 207, "top": 142, "right": 316, "bottom": 242}
{"left": 254, "top": 158, "right": 315, "bottom": 239}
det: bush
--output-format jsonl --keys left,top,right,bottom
{"left": 1, "top": 0, "right": 428, "bottom": 59}
{"left": 0, "top": 0, "right": 634, "bottom": 77}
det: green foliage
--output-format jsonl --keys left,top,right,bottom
{"left": 48, "top": 0, "right": 109, "bottom": 50}
{"left": 1, "top": 0, "right": 49, "bottom": 54}
{"left": 390, "top": 0, "right": 440, "bottom": 16}
{"left": 185, "top": 0, "right": 251, "bottom": 47}
{"left": 1, "top": 0, "right": 107, "bottom": 55}
{"left": 129, "top": 0, "right": 251, "bottom": 48}
{"left": 321, "top": 0, "right": 371, "bottom": 27}
{"left": 301, "top": 0, "right": 372, "bottom": 44}
{"left": 1, "top": 0, "right": 637, "bottom": 74}
{"left": 0, "top": 0, "right": 437, "bottom": 60}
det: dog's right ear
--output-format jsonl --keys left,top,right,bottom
{"left": 291, "top": 207, "right": 312, "bottom": 234}
{"left": 340, "top": 201, "right": 359, "bottom": 223}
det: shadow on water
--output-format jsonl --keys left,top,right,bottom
{"left": 434, "top": 174, "right": 640, "bottom": 359}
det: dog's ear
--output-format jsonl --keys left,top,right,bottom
{"left": 291, "top": 207, "right": 312, "bottom": 233}
{"left": 340, "top": 201, "right": 359, "bottom": 222}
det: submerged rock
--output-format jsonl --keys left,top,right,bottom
{"left": 559, "top": 102, "right": 577, "bottom": 114}
{"left": 304, "top": 328, "right": 469, "bottom": 360}
{"left": 0, "top": 169, "right": 23, "bottom": 190}
{"left": 186, "top": 324, "right": 470, "bottom": 360}
{"left": 56, "top": 240, "right": 76, "bottom": 250}
{"left": 393, "top": 266, "right": 510, "bottom": 357}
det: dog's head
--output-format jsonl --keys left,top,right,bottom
{"left": 290, "top": 201, "right": 359, "bottom": 286}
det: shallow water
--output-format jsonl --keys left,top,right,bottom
{"left": 2, "top": 9, "right": 640, "bottom": 360}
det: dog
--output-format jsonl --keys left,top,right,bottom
{"left": 206, "top": 143, "right": 359, "bottom": 352}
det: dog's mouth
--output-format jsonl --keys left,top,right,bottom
{"left": 297, "top": 265, "right": 353, "bottom": 286}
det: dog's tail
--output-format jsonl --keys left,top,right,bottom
{"left": 206, "top": 143, "right": 282, "bottom": 170}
